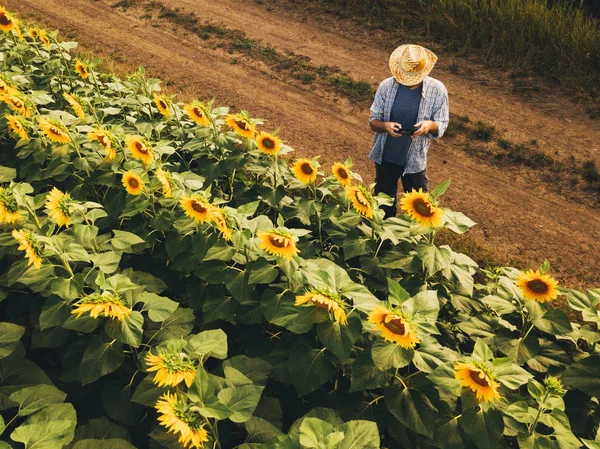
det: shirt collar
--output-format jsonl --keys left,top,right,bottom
{"left": 393, "top": 76, "right": 430, "bottom": 98}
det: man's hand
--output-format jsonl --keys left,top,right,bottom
{"left": 412, "top": 120, "right": 438, "bottom": 137}
{"left": 370, "top": 120, "right": 402, "bottom": 137}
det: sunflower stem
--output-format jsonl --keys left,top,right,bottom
{"left": 528, "top": 391, "right": 549, "bottom": 436}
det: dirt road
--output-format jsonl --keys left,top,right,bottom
{"left": 6, "top": 0, "right": 600, "bottom": 286}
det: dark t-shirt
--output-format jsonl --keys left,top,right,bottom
{"left": 382, "top": 83, "right": 422, "bottom": 166}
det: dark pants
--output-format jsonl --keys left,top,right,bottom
{"left": 374, "top": 161, "right": 428, "bottom": 219}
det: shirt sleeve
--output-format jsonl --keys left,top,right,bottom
{"left": 428, "top": 86, "right": 449, "bottom": 139}
{"left": 369, "top": 81, "right": 387, "bottom": 123}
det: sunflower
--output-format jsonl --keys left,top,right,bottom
{"left": 332, "top": 162, "right": 352, "bottom": 186}
{"left": 5, "top": 114, "right": 28, "bottom": 141}
{"left": 183, "top": 103, "right": 210, "bottom": 126}
{"left": 125, "top": 136, "right": 154, "bottom": 165}
{"left": 0, "top": 188, "right": 23, "bottom": 224}
{"left": 12, "top": 229, "right": 42, "bottom": 269}
{"left": 295, "top": 290, "right": 348, "bottom": 325}
{"left": 71, "top": 292, "right": 132, "bottom": 321}
{"left": 45, "top": 187, "right": 73, "bottom": 228}
{"left": 155, "top": 392, "right": 210, "bottom": 449}
{"left": 87, "top": 128, "right": 116, "bottom": 160}
{"left": 292, "top": 159, "right": 318, "bottom": 184}
{"left": 13, "top": 21, "right": 23, "bottom": 40}
{"left": 39, "top": 119, "right": 70, "bottom": 144}
{"left": 27, "top": 27, "right": 39, "bottom": 40}
{"left": 145, "top": 350, "right": 197, "bottom": 388}
{"left": 225, "top": 113, "right": 255, "bottom": 138}
{"left": 454, "top": 362, "right": 501, "bottom": 403}
{"left": 38, "top": 29, "right": 50, "bottom": 47}
{"left": 346, "top": 185, "right": 374, "bottom": 219}
{"left": 255, "top": 131, "right": 282, "bottom": 156}
{"left": 210, "top": 207, "right": 233, "bottom": 241}
{"left": 74, "top": 60, "right": 89, "bottom": 79}
{"left": 0, "top": 78, "right": 16, "bottom": 95}
{"left": 516, "top": 270, "right": 559, "bottom": 303}
{"left": 368, "top": 306, "right": 420, "bottom": 349}
{"left": 180, "top": 196, "right": 213, "bottom": 224}
{"left": 63, "top": 92, "right": 85, "bottom": 120}
{"left": 122, "top": 172, "right": 144, "bottom": 196}
{"left": 257, "top": 229, "right": 299, "bottom": 260}
{"left": 153, "top": 93, "right": 171, "bottom": 118}
{"left": 399, "top": 189, "right": 444, "bottom": 227}
{"left": 0, "top": 7, "right": 16, "bottom": 33}
{"left": 155, "top": 167, "right": 172, "bottom": 198}
{"left": 0, "top": 94, "right": 31, "bottom": 117}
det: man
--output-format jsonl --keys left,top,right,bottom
{"left": 369, "top": 44, "right": 449, "bottom": 218}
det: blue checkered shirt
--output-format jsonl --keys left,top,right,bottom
{"left": 369, "top": 76, "right": 449, "bottom": 174}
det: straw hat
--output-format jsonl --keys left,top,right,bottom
{"left": 389, "top": 44, "right": 438, "bottom": 86}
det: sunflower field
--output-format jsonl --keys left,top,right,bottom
{"left": 0, "top": 6, "right": 599, "bottom": 449}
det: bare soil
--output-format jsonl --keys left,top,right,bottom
{"left": 6, "top": 0, "right": 600, "bottom": 287}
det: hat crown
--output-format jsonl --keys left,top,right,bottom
{"left": 389, "top": 44, "right": 438, "bottom": 86}
{"left": 400, "top": 46, "right": 427, "bottom": 73}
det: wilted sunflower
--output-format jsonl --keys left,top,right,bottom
{"left": 0, "top": 94, "right": 31, "bottom": 117}
{"left": 39, "top": 119, "right": 70, "bottom": 144}
{"left": 257, "top": 229, "right": 299, "bottom": 260}
{"left": 12, "top": 229, "right": 42, "bottom": 269}
{"left": 225, "top": 113, "right": 255, "bottom": 138}
{"left": 210, "top": 206, "right": 233, "bottom": 241}
{"left": 63, "top": 92, "right": 85, "bottom": 120}
{"left": 255, "top": 131, "right": 282, "bottom": 156}
{"left": 45, "top": 187, "right": 73, "bottom": 227}
{"left": 0, "top": 77, "right": 15, "bottom": 95}
{"left": 292, "top": 159, "right": 318, "bottom": 184}
{"left": 346, "top": 185, "right": 374, "bottom": 219}
{"left": 180, "top": 196, "right": 212, "bottom": 224}
{"left": 0, "top": 7, "right": 16, "bottom": 33}
{"left": 5, "top": 114, "right": 28, "bottom": 141}
{"left": 0, "top": 188, "right": 23, "bottom": 224}
{"left": 516, "top": 270, "right": 559, "bottom": 303}
{"left": 74, "top": 60, "right": 89, "bottom": 79}
{"left": 368, "top": 306, "right": 420, "bottom": 349}
{"left": 155, "top": 167, "right": 172, "bottom": 198}
{"left": 122, "top": 172, "right": 144, "bottom": 196}
{"left": 332, "top": 162, "right": 352, "bottom": 186}
{"left": 400, "top": 189, "right": 443, "bottom": 227}
{"left": 153, "top": 93, "right": 171, "bottom": 118}
{"left": 183, "top": 103, "right": 210, "bottom": 126}
{"left": 38, "top": 29, "right": 50, "bottom": 47}
{"left": 155, "top": 392, "right": 210, "bottom": 449}
{"left": 125, "top": 136, "right": 154, "bottom": 165}
{"left": 454, "top": 362, "right": 501, "bottom": 403}
{"left": 295, "top": 290, "right": 348, "bottom": 325}
{"left": 72, "top": 292, "right": 132, "bottom": 321}
{"left": 87, "top": 128, "right": 115, "bottom": 160}
{"left": 145, "top": 349, "right": 197, "bottom": 388}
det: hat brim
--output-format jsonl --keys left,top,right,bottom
{"left": 389, "top": 46, "right": 438, "bottom": 86}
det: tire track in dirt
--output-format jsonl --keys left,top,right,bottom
{"left": 5, "top": 0, "right": 600, "bottom": 286}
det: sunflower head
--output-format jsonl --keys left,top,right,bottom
{"left": 184, "top": 103, "right": 210, "bottom": 126}
{"left": 74, "top": 60, "right": 89, "bottom": 79}
{"left": 368, "top": 305, "right": 420, "bottom": 349}
{"left": 225, "top": 113, "right": 256, "bottom": 138}
{"left": 454, "top": 361, "right": 501, "bottom": 403}
{"left": 0, "top": 188, "right": 23, "bottom": 225}
{"left": 5, "top": 114, "right": 28, "bottom": 141}
{"left": 292, "top": 158, "right": 318, "bottom": 184}
{"left": 125, "top": 136, "right": 154, "bottom": 165}
{"left": 332, "top": 162, "right": 352, "bottom": 186}
{"left": 122, "top": 172, "right": 145, "bottom": 195}
{"left": 45, "top": 187, "right": 73, "bottom": 228}
{"left": 0, "top": 77, "right": 16, "bottom": 95}
{"left": 153, "top": 93, "right": 171, "bottom": 118}
{"left": 72, "top": 292, "right": 132, "bottom": 321}
{"left": 27, "top": 27, "right": 39, "bottom": 40}
{"left": 12, "top": 229, "right": 43, "bottom": 269}
{"left": 155, "top": 167, "right": 172, "bottom": 198}
{"left": 210, "top": 206, "right": 233, "bottom": 241}
{"left": 87, "top": 128, "right": 115, "bottom": 160}
{"left": 257, "top": 229, "right": 299, "bottom": 260}
{"left": 0, "top": 7, "right": 16, "bottom": 33}
{"left": 295, "top": 289, "right": 348, "bottom": 325}
{"left": 39, "top": 118, "right": 70, "bottom": 144}
{"left": 255, "top": 131, "right": 282, "bottom": 156}
{"left": 63, "top": 92, "right": 86, "bottom": 120}
{"left": 38, "top": 29, "right": 51, "bottom": 47}
{"left": 180, "top": 196, "right": 213, "bottom": 224}
{"left": 399, "top": 189, "right": 444, "bottom": 227}
{"left": 516, "top": 269, "right": 559, "bottom": 303}
{"left": 346, "top": 185, "right": 375, "bottom": 219}
{"left": 155, "top": 392, "right": 210, "bottom": 449}
{"left": 1, "top": 93, "right": 31, "bottom": 117}
{"left": 146, "top": 347, "right": 197, "bottom": 388}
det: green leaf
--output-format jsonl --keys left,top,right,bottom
{"left": 186, "top": 329, "right": 228, "bottom": 360}
{"left": 247, "top": 258, "right": 278, "bottom": 285}
{"left": 338, "top": 420, "right": 380, "bottom": 449}
{"left": 244, "top": 417, "right": 283, "bottom": 444}
{"left": 73, "top": 440, "right": 137, "bottom": 449}
{"left": 460, "top": 407, "right": 504, "bottom": 449}
{"left": 387, "top": 278, "right": 410, "bottom": 305}
{"left": 11, "top": 419, "right": 74, "bottom": 449}
{"left": 80, "top": 337, "right": 124, "bottom": 385}
{"left": 298, "top": 418, "right": 342, "bottom": 449}
{"left": 433, "top": 415, "right": 471, "bottom": 449}
{"left": 385, "top": 386, "right": 436, "bottom": 438}
{"left": 527, "top": 302, "right": 572, "bottom": 335}
{"left": 102, "top": 381, "right": 143, "bottom": 426}
{"left": 0, "top": 323, "right": 25, "bottom": 359}
{"left": 131, "top": 376, "right": 164, "bottom": 407}
{"left": 316, "top": 317, "right": 361, "bottom": 362}
{"left": 472, "top": 339, "right": 494, "bottom": 362}
{"left": 371, "top": 340, "right": 414, "bottom": 370}
{"left": 105, "top": 311, "right": 143, "bottom": 347}
{"left": 480, "top": 295, "right": 517, "bottom": 315}
{"left": 204, "top": 239, "right": 235, "bottom": 262}
{"left": 138, "top": 292, "right": 179, "bottom": 322}
{"left": 111, "top": 230, "right": 145, "bottom": 250}
{"left": 492, "top": 358, "right": 532, "bottom": 390}
{"left": 217, "top": 384, "right": 264, "bottom": 423}
{"left": 349, "top": 349, "right": 392, "bottom": 393}
{"left": 91, "top": 252, "right": 122, "bottom": 274}
{"left": 431, "top": 179, "right": 451, "bottom": 199}
{"left": 403, "top": 290, "right": 440, "bottom": 335}
{"left": 287, "top": 340, "right": 336, "bottom": 397}
{"left": 9, "top": 384, "right": 66, "bottom": 417}
{"left": 0, "top": 356, "right": 53, "bottom": 410}
{"left": 443, "top": 210, "right": 477, "bottom": 234}
{"left": 562, "top": 356, "right": 600, "bottom": 397}
{"left": 145, "top": 308, "right": 194, "bottom": 342}
{"left": 0, "top": 166, "right": 16, "bottom": 182}
{"left": 412, "top": 335, "right": 460, "bottom": 373}
{"left": 416, "top": 242, "right": 452, "bottom": 275}
{"left": 223, "top": 356, "right": 272, "bottom": 386}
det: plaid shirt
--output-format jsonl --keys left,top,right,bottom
{"left": 369, "top": 76, "right": 449, "bottom": 174}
